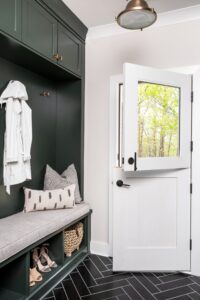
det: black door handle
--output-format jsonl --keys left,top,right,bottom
{"left": 116, "top": 180, "right": 130, "bottom": 187}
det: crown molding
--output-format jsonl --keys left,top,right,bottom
{"left": 87, "top": 4, "right": 200, "bottom": 41}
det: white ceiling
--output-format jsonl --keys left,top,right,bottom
{"left": 62, "top": 0, "right": 200, "bottom": 28}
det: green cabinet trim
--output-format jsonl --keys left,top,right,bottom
{"left": 0, "top": 0, "right": 22, "bottom": 40}
{"left": 39, "top": 0, "right": 87, "bottom": 42}
{"left": 22, "top": 0, "right": 57, "bottom": 61}
{"left": 0, "top": 0, "right": 87, "bottom": 78}
{"left": 58, "top": 23, "right": 82, "bottom": 76}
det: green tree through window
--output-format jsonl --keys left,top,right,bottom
{"left": 138, "top": 82, "right": 180, "bottom": 158}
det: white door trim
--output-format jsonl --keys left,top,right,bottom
{"left": 109, "top": 74, "right": 123, "bottom": 256}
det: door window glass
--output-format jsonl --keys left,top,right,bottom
{"left": 138, "top": 82, "right": 180, "bottom": 158}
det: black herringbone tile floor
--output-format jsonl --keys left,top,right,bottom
{"left": 43, "top": 255, "right": 200, "bottom": 300}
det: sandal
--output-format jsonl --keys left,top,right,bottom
{"left": 30, "top": 267, "right": 43, "bottom": 282}
{"left": 32, "top": 248, "right": 51, "bottom": 272}
{"left": 29, "top": 269, "right": 36, "bottom": 287}
{"left": 40, "top": 245, "right": 58, "bottom": 268}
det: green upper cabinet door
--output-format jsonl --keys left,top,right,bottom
{"left": 0, "top": 0, "right": 22, "bottom": 40}
{"left": 22, "top": 0, "right": 57, "bottom": 61}
{"left": 58, "top": 24, "right": 82, "bottom": 76}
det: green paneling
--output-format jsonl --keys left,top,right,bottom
{"left": 56, "top": 80, "right": 82, "bottom": 185}
{"left": 58, "top": 24, "right": 82, "bottom": 76}
{"left": 0, "top": 56, "right": 57, "bottom": 219}
{"left": 22, "top": 0, "right": 57, "bottom": 61}
{"left": 0, "top": 0, "right": 22, "bottom": 40}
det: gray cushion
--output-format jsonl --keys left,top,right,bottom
{"left": 44, "top": 165, "right": 82, "bottom": 204}
{"left": 0, "top": 203, "right": 90, "bottom": 263}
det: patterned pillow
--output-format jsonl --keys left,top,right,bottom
{"left": 44, "top": 165, "right": 82, "bottom": 204}
{"left": 23, "top": 185, "right": 75, "bottom": 213}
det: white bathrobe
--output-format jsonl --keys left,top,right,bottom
{"left": 0, "top": 81, "right": 32, "bottom": 193}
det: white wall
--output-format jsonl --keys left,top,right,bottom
{"left": 84, "top": 18, "right": 200, "bottom": 256}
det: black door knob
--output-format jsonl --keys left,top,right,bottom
{"left": 116, "top": 180, "right": 130, "bottom": 187}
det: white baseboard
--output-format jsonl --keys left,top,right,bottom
{"left": 90, "top": 241, "right": 110, "bottom": 257}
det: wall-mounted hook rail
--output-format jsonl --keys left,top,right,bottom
{"left": 40, "top": 91, "right": 50, "bottom": 97}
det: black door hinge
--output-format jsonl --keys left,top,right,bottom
{"left": 122, "top": 157, "right": 124, "bottom": 164}
{"left": 191, "top": 91, "right": 194, "bottom": 103}
{"left": 190, "top": 183, "right": 193, "bottom": 194}
{"left": 191, "top": 141, "right": 194, "bottom": 152}
{"left": 190, "top": 239, "right": 192, "bottom": 251}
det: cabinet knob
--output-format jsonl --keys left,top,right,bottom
{"left": 53, "top": 54, "right": 63, "bottom": 61}
{"left": 58, "top": 55, "right": 63, "bottom": 62}
{"left": 53, "top": 53, "right": 60, "bottom": 61}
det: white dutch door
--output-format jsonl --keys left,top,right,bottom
{"left": 112, "top": 64, "right": 191, "bottom": 271}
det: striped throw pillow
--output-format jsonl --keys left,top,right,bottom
{"left": 23, "top": 185, "right": 75, "bottom": 213}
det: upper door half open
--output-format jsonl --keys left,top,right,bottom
{"left": 122, "top": 63, "right": 192, "bottom": 172}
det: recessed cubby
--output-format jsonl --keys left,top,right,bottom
{"left": 29, "top": 231, "right": 64, "bottom": 294}
{"left": 63, "top": 217, "right": 89, "bottom": 264}
{"left": 0, "top": 253, "right": 29, "bottom": 300}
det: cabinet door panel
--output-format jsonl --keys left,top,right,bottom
{"left": 0, "top": 0, "right": 22, "bottom": 39}
{"left": 58, "top": 24, "right": 82, "bottom": 76}
{"left": 22, "top": 0, "right": 57, "bottom": 61}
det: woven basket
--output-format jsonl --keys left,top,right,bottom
{"left": 64, "top": 222, "right": 84, "bottom": 257}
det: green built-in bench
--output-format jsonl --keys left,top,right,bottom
{"left": 0, "top": 203, "right": 91, "bottom": 300}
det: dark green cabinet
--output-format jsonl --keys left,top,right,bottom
{"left": 0, "top": 0, "right": 83, "bottom": 77}
{"left": 58, "top": 24, "right": 82, "bottom": 76}
{"left": 22, "top": 0, "right": 57, "bottom": 61}
{"left": 0, "top": 0, "right": 22, "bottom": 40}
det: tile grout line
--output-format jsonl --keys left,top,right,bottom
{"left": 69, "top": 274, "right": 83, "bottom": 299}
{"left": 82, "top": 285, "right": 130, "bottom": 299}
{"left": 143, "top": 273, "right": 163, "bottom": 286}
{"left": 156, "top": 276, "right": 193, "bottom": 286}
{"left": 189, "top": 283, "right": 200, "bottom": 294}
{"left": 122, "top": 286, "right": 143, "bottom": 300}
{"left": 82, "top": 260, "right": 102, "bottom": 282}
{"left": 190, "top": 277, "right": 200, "bottom": 286}
{"left": 153, "top": 283, "right": 195, "bottom": 295}
{"left": 130, "top": 275, "right": 157, "bottom": 300}
{"left": 166, "top": 292, "right": 194, "bottom": 300}
{"left": 86, "top": 256, "right": 104, "bottom": 278}
{"left": 60, "top": 282, "right": 69, "bottom": 300}
{"left": 52, "top": 289, "right": 59, "bottom": 300}
{"left": 141, "top": 273, "right": 162, "bottom": 292}
{"left": 95, "top": 255, "right": 110, "bottom": 271}
{"left": 89, "top": 275, "right": 134, "bottom": 289}
{"left": 76, "top": 268, "right": 92, "bottom": 294}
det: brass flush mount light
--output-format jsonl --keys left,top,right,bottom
{"left": 116, "top": 0, "right": 157, "bottom": 30}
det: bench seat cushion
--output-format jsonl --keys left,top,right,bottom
{"left": 0, "top": 203, "right": 90, "bottom": 263}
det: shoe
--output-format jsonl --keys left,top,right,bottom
{"left": 30, "top": 267, "right": 43, "bottom": 282}
{"left": 40, "top": 245, "right": 58, "bottom": 268}
{"left": 32, "top": 248, "right": 51, "bottom": 272}
{"left": 29, "top": 269, "right": 36, "bottom": 287}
